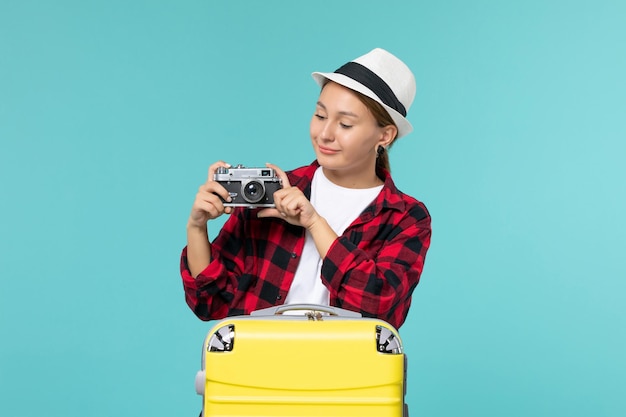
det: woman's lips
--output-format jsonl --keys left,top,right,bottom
{"left": 318, "top": 145, "right": 339, "bottom": 155}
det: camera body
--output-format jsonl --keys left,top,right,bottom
{"left": 214, "top": 165, "right": 282, "bottom": 208}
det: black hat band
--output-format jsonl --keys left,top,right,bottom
{"left": 334, "top": 61, "right": 406, "bottom": 117}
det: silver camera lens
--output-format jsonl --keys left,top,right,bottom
{"left": 241, "top": 180, "right": 265, "bottom": 203}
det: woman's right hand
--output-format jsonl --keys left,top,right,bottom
{"left": 187, "top": 161, "right": 233, "bottom": 230}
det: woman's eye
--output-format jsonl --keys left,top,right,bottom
{"left": 340, "top": 123, "right": 353, "bottom": 129}
{"left": 314, "top": 114, "right": 326, "bottom": 120}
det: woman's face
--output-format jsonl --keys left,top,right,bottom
{"left": 310, "top": 82, "right": 394, "bottom": 186}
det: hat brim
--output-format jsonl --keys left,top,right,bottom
{"left": 312, "top": 71, "right": 413, "bottom": 138}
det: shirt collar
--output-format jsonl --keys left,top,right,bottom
{"left": 288, "top": 161, "right": 406, "bottom": 219}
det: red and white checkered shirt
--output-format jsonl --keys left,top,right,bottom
{"left": 180, "top": 161, "right": 431, "bottom": 329}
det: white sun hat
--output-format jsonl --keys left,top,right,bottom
{"left": 312, "top": 48, "right": 416, "bottom": 138}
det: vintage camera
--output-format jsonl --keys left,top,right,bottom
{"left": 214, "top": 164, "right": 282, "bottom": 208}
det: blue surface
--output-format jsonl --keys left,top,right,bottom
{"left": 1, "top": 1, "right": 625, "bottom": 416}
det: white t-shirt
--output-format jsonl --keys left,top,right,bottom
{"left": 284, "top": 167, "right": 383, "bottom": 306}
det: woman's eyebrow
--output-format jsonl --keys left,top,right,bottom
{"left": 316, "top": 101, "right": 358, "bottom": 118}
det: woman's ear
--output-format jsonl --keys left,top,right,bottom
{"left": 379, "top": 125, "right": 398, "bottom": 148}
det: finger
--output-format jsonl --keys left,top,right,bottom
{"left": 265, "top": 162, "right": 291, "bottom": 188}
{"left": 192, "top": 200, "right": 222, "bottom": 221}
{"left": 207, "top": 160, "right": 232, "bottom": 183}
{"left": 198, "top": 188, "right": 227, "bottom": 206}
{"left": 275, "top": 187, "right": 304, "bottom": 207}
{"left": 199, "top": 182, "right": 232, "bottom": 204}
{"left": 272, "top": 187, "right": 289, "bottom": 203}
{"left": 196, "top": 192, "right": 227, "bottom": 213}
{"left": 285, "top": 198, "right": 304, "bottom": 216}
{"left": 275, "top": 193, "right": 302, "bottom": 218}
{"left": 256, "top": 208, "right": 281, "bottom": 219}
{"left": 198, "top": 194, "right": 234, "bottom": 218}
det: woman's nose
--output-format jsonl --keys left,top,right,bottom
{"left": 320, "top": 122, "right": 334, "bottom": 141}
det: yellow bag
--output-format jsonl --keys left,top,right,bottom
{"left": 195, "top": 304, "right": 408, "bottom": 417}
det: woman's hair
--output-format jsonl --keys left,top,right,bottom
{"left": 354, "top": 92, "right": 398, "bottom": 173}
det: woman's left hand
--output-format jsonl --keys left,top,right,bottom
{"left": 257, "top": 163, "right": 321, "bottom": 229}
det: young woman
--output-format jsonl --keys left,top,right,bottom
{"left": 181, "top": 48, "right": 431, "bottom": 329}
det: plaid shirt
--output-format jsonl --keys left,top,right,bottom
{"left": 180, "top": 161, "right": 431, "bottom": 329}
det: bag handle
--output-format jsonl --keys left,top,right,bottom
{"left": 250, "top": 303, "right": 362, "bottom": 318}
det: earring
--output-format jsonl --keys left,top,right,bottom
{"left": 377, "top": 146, "right": 385, "bottom": 157}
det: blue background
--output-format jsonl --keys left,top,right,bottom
{"left": 1, "top": 1, "right": 625, "bottom": 416}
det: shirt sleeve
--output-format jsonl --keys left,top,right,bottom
{"left": 179, "top": 208, "right": 247, "bottom": 321}
{"left": 320, "top": 204, "right": 431, "bottom": 329}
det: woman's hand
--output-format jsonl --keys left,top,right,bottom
{"left": 257, "top": 163, "right": 321, "bottom": 230}
{"left": 188, "top": 161, "right": 233, "bottom": 230}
